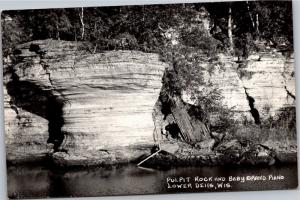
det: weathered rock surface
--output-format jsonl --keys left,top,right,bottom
{"left": 142, "top": 138, "right": 296, "bottom": 169}
{"left": 182, "top": 52, "right": 296, "bottom": 123}
{"left": 149, "top": 50, "right": 296, "bottom": 167}
{"left": 4, "top": 40, "right": 167, "bottom": 165}
{"left": 3, "top": 74, "right": 50, "bottom": 163}
{"left": 4, "top": 39, "right": 296, "bottom": 167}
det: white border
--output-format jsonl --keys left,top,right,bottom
{"left": 0, "top": 1, "right": 299, "bottom": 200}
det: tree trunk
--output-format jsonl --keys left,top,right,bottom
{"left": 228, "top": 3, "right": 234, "bottom": 52}
{"left": 256, "top": 13, "right": 260, "bottom": 34}
{"left": 246, "top": 1, "right": 255, "bottom": 31}
{"left": 56, "top": 24, "right": 60, "bottom": 40}
{"left": 79, "top": 7, "right": 85, "bottom": 39}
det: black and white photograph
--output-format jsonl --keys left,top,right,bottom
{"left": 1, "top": 0, "right": 298, "bottom": 199}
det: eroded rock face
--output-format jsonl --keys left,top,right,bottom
{"left": 4, "top": 39, "right": 296, "bottom": 166}
{"left": 4, "top": 40, "right": 167, "bottom": 165}
{"left": 182, "top": 52, "right": 296, "bottom": 124}
{"left": 3, "top": 84, "right": 50, "bottom": 163}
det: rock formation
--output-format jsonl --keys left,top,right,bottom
{"left": 151, "top": 50, "right": 296, "bottom": 167}
{"left": 4, "top": 40, "right": 167, "bottom": 165}
{"left": 3, "top": 39, "right": 296, "bottom": 167}
{"left": 182, "top": 52, "right": 295, "bottom": 124}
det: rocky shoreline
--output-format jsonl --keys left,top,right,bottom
{"left": 6, "top": 136, "right": 297, "bottom": 169}
{"left": 142, "top": 140, "right": 297, "bottom": 170}
{"left": 3, "top": 40, "right": 297, "bottom": 168}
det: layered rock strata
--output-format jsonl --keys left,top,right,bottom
{"left": 4, "top": 40, "right": 167, "bottom": 165}
{"left": 182, "top": 52, "right": 296, "bottom": 124}
{"left": 4, "top": 39, "right": 296, "bottom": 166}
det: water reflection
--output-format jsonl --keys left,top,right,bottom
{"left": 7, "top": 164, "right": 298, "bottom": 199}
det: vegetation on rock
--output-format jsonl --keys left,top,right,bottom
{"left": 2, "top": 1, "right": 296, "bottom": 166}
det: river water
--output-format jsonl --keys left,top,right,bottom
{"left": 7, "top": 164, "right": 298, "bottom": 199}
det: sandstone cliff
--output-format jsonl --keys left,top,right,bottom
{"left": 4, "top": 39, "right": 167, "bottom": 165}
{"left": 151, "top": 50, "right": 296, "bottom": 167}
{"left": 181, "top": 52, "right": 295, "bottom": 124}
{"left": 3, "top": 39, "right": 296, "bottom": 167}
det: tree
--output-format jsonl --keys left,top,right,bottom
{"left": 79, "top": 7, "right": 85, "bottom": 40}
{"left": 228, "top": 3, "right": 234, "bottom": 52}
{"left": 2, "top": 1, "right": 293, "bottom": 55}
{"left": 1, "top": 12, "right": 29, "bottom": 56}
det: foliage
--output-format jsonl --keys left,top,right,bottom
{"left": 107, "top": 32, "right": 138, "bottom": 50}
{"left": 180, "top": 26, "right": 222, "bottom": 56}
{"left": 253, "top": 1, "right": 293, "bottom": 47}
{"left": 234, "top": 33, "right": 257, "bottom": 58}
{"left": 228, "top": 106, "right": 296, "bottom": 145}
{"left": 263, "top": 106, "right": 296, "bottom": 132}
{"left": 1, "top": 12, "right": 30, "bottom": 56}
{"left": 1, "top": 2, "right": 294, "bottom": 131}
{"left": 1, "top": 2, "right": 293, "bottom": 55}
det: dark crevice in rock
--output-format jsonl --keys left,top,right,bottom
{"left": 29, "top": 43, "right": 46, "bottom": 57}
{"left": 244, "top": 87, "right": 261, "bottom": 124}
{"left": 284, "top": 86, "right": 296, "bottom": 100}
{"left": 165, "top": 122, "right": 181, "bottom": 140}
{"left": 29, "top": 44, "right": 41, "bottom": 53}
{"left": 159, "top": 96, "right": 172, "bottom": 120}
{"left": 6, "top": 69, "right": 65, "bottom": 152}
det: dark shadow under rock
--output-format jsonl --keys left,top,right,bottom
{"left": 6, "top": 78, "right": 65, "bottom": 152}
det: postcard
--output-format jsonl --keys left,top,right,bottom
{"left": 1, "top": 1, "right": 297, "bottom": 199}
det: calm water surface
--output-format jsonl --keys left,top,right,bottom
{"left": 7, "top": 164, "right": 298, "bottom": 199}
